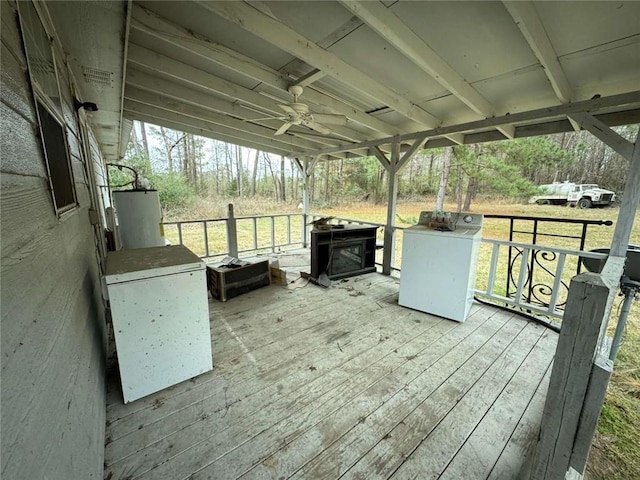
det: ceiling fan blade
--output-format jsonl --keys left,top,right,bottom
{"left": 311, "top": 113, "right": 348, "bottom": 126}
{"left": 278, "top": 104, "right": 297, "bottom": 115}
{"left": 305, "top": 122, "right": 333, "bottom": 135}
{"left": 244, "top": 116, "right": 286, "bottom": 122}
{"left": 274, "top": 122, "right": 293, "bottom": 136}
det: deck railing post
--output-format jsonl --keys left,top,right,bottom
{"left": 270, "top": 216, "right": 276, "bottom": 252}
{"left": 226, "top": 203, "right": 238, "bottom": 258}
{"left": 529, "top": 256, "right": 625, "bottom": 479}
{"left": 381, "top": 139, "right": 400, "bottom": 275}
{"left": 202, "top": 221, "right": 210, "bottom": 257}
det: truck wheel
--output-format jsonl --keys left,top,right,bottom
{"left": 578, "top": 198, "right": 592, "bottom": 209}
{"left": 538, "top": 199, "right": 551, "bottom": 205}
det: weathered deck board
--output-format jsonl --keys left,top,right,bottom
{"left": 105, "top": 292, "right": 427, "bottom": 464}
{"left": 106, "top": 279, "right": 404, "bottom": 441}
{"left": 437, "top": 330, "right": 555, "bottom": 480}
{"left": 105, "top": 276, "right": 396, "bottom": 417}
{"left": 104, "top": 272, "right": 558, "bottom": 480}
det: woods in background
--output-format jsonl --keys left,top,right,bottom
{"left": 111, "top": 121, "right": 638, "bottom": 213}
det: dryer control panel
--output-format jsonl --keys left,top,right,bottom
{"left": 416, "top": 211, "right": 483, "bottom": 231}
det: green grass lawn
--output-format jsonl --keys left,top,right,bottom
{"left": 168, "top": 198, "right": 639, "bottom": 478}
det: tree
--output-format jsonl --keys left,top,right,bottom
{"left": 139, "top": 121, "right": 150, "bottom": 160}
{"left": 435, "top": 147, "right": 452, "bottom": 210}
{"left": 251, "top": 149, "right": 259, "bottom": 197}
{"left": 235, "top": 144, "right": 243, "bottom": 197}
{"left": 280, "top": 155, "right": 286, "bottom": 202}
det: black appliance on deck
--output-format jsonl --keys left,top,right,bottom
{"left": 311, "top": 225, "right": 378, "bottom": 280}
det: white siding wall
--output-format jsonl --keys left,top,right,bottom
{"left": 1, "top": 1, "right": 107, "bottom": 478}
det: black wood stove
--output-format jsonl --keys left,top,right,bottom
{"left": 310, "top": 225, "right": 378, "bottom": 280}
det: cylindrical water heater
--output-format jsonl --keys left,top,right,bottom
{"left": 112, "top": 189, "right": 165, "bottom": 250}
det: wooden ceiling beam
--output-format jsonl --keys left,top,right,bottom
{"left": 290, "top": 69, "right": 327, "bottom": 88}
{"left": 123, "top": 101, "right": 348, "bottom": 160}
{"left": 199, "top": 0, "right": 441, "bottom": 128}
{"left": 125, "top": 69, "right": 339, "bottom": 150}
{"left": 125, "top": 86, "right": 339, "bottom": 152}
{"left": 124, "top": 109, "right": 292, "bottom": 158}
{"left": 131, "top": 4, "right": 398, "bottom": 136}
{"left": 305, "top": 91, "right": 640, "bottom": 157}
{"left": 569, "top": 113, "right": 635, "bottom": 161}
{"left": 127, "top": 43, "right": 369, "bottom": 143}
{"left": 340, "top": 0, "right": 493, "bottom": 115}
{"left": 503, "top": 1, "right": 581, "bottom": 132}
{"left": 504, "top": 1, "right": 572, "bottom": 105}
{"left": 340, "top": 1, "right": 516, "bottom": 141}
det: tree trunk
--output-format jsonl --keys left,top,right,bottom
{"left": 428, "top": 152, "right": 436, "bottom": 191}
{"left": 251, "top": 149, "right": 259, "bottom": 197}
{"left": 291, "top": 159, "right": 298, "bottom": 200}
{"left": 435, "top": 147, "right": 452, "bottom": 210}
{"left": 265, "top": 153, "right": 279, "bottom": 199}
{"left": 463, "top": 176, "right": 476, "bottom": 211}
{"left": 225, "top": 144, "right": 233, "bottom": 193}
{"left": 159, "top": 127, "right": 174, "bottom": 173}
{"left": 235, "top": 144, "right": 243, "bottom": 197}
{"left": 131, "top": 122, "right": 142, "bottom": 157}
{"left": 324, "top": 161, "right": 330, "bottom": 203}
{"left": 140, "top": 121, "right": 150, "bottom": 160}
{"left": 182, "top": 134, "right": 190, "bottom": 184}
{"left": 280, "top": 155, "right": 286, "bottom": 202}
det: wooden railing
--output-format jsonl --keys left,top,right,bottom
{"left": 474, "top": 239, "right": 608, "bottom": 325}
{"left": 162, "top": 205, "right": 304, "bottom": 259}
{"left": 164, "top": 208, "right": 614, "bottom": 328}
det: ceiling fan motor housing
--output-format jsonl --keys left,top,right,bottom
{"left": 288, "top": 85, "right": 304, "bottom": 99}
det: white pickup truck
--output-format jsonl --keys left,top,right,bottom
{"left": 529, "top": 182, "right": 616, "bottom": 208}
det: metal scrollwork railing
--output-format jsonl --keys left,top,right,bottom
{"left": 476, "top": 239, "right": 608, "bottom": 324}
{"left": 507, "top": 247, "right": 571, "bottom": 311}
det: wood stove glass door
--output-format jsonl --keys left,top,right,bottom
{"left": 331, "top": 242, "right": 365, "bottom": 276}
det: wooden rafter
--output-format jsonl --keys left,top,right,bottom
{"left": 307, "top": 91, "right": 640, "bottom": 157}
{"left": 340, "top": 0, "right": 515, "bottom": 140}
{"left": 199, "top": 0, "right": 442, "bottom": 128}
{"left": 569, "top": 113, "right": 635, "bottom": 161}
{"left": 127, "top": 44, "right": 369, "bottom": 144}
{"left": 124, "top": 86, "right": 340, "bottom": 152}
{"left": 130, "top": 5, "right": 398, "bottom": 136}
{"left": 503, "top": 1, "right": 581, "bottom": 132}
{"left": 125, "top": 69, "right": 344, "bottom": 151}
{"left": 290, "top": 69, "right": 327, "bottom": 88}
{"left": 124, "top": 109, "right": 292, "bottom": 157}
{"left": 504, "top": 1, "right": 572, "bottom": 104}
{"left": 340, "top": 0, "right": 492, "bottom": 115}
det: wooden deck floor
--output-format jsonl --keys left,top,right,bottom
{"left": 104, "top": 271, "right": 558, "bottom": 480}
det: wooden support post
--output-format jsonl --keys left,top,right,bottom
{"left": 610, "top": 128, "right": 640, "bottom": 257}
{"left": 294, "top": 157, "right": 317, "bottom": 248}
{"left": 226, "top": 203, "right": 238, "bottom": 258}
{"left": 373, "top": 137, "right": 425, "bottom": 275}
{"left": 301, "top": 159, "right": 309, "bottom": 247}
{"left": 529, "top": 256, "right": 625, "bottom": 479}
{"left": 382, "top": 138, "right": 400, "bottom": 275}
{"left": 569, "top": 354, "right": 613, "bottom": 474}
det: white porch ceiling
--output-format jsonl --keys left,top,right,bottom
{"left": 46, "top": 1, "right": 130, "bottom": 161}
{"left": 119, "top": 0, "right": 640, "bottom": 160}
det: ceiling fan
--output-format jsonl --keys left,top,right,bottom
{"left": 249, "top": 85, "right": 348, "bottom": 136}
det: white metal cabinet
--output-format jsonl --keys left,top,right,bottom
{"left": 105, "top": 246, "right": 212, "bottom": 403}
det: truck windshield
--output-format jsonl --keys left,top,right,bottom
{"left": 582, "top": 184, "right": 598, "bottom": 189}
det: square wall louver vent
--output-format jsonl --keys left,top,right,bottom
{"left": 82, "top": 66, "right": 114, "bottom": 87}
